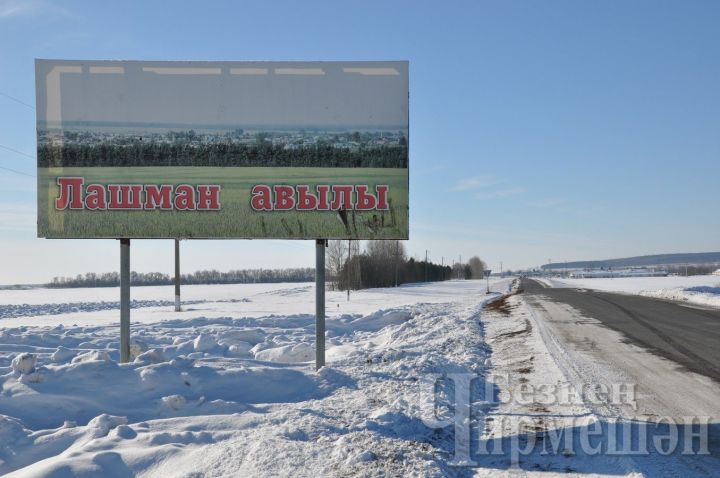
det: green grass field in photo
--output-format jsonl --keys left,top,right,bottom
{"left": 37, "top": 167, "right": 408, "bottom": 239}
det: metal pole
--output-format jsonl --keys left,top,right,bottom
{"left": 347, "top": 239, "right": 351, "bottom": 301}
{"left": 120, "top": 239, "right": 131, "bottom": 363}
{"left": 174, "top": 239, "right": 181, "bottom": 312}
{"left": 315, "top": 239, "right": 326, "bottom": 370}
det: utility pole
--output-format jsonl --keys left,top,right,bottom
{"left": 500, "top": 261, "right": 503, "bottom": 277}
{"left": 441, "top": 256, "right": 444, "bottom": 280}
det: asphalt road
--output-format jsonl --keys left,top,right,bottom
{"left": 522, "top": 278, "right": 720, "bottom": 383}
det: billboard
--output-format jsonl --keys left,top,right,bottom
{"left": 35, "top": 60, "right": 408, "bottom": 239}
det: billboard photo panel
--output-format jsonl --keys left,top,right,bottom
{"left": 35, "top": 60, "right": 409, "bottom": 239}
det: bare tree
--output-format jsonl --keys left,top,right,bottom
{"left": 451, "top": 262, "right": 465, "bottom": 279}
{"left": 329, "top": 240, "right": 362, "bottom": 291}
{"left": 467, "top": 256, "right": 487, "bottom": 279}
{"left": 365, "top": 240, "right": 403, "bottom": 260}
{"left": 348, "top": 240, "right": 361, "bottom": 290}
{"left": 363, "top": 240, "right": 407, "bottom": 287}
{"left": 326, "top": 240, "right": 347, "bottom": 289}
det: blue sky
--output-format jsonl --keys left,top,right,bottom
{"left": 1, "top": 0, "right": 719, "bottom": 283}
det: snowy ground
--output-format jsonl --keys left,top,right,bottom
{"left": 3, "top": 278, "right": 716, "bottom": 476}
{"left": 539, "top": 275, "right": 720, "bottom": 308}
{"left": 1, "top": 279, "right": 520, "bottom": 476}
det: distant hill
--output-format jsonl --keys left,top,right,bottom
{"left": 543, "top": 252, "right": 720, "bottom": 270}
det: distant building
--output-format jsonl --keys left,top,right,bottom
{"left": 712, "top": 269, "right": 720, "bottom": 276}
{"left": 570, "top": 268, "right": 668, "bottom": 279}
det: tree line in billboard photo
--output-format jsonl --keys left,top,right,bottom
{"left": 37, "top": 129, "right": 408, "bottom": 168}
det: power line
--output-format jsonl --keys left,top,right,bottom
{"left": 0, "top": 91, "right": 34, "bottom": 110}
{"left": 0, "top": 143, "right": 35, "bottom": 159}
{"left": 0, "top": 143, "right": 36, "bottom": 177}
{"left": 0, "top": 164, "right": 35, "bottom": 178}
{"left": 0, "top": 92, "right": 37, "bottom": 178}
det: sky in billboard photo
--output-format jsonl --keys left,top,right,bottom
{"left": 36, "top": 61, "right": 408, "bottom": 130}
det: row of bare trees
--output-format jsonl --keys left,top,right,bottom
{"left": 47, "top": 268, "right": 314, "bottom": 288}
{"left": 46, "top": 243, "right": 487, "bottom": 290}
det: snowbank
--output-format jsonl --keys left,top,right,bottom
{"left": 0, "top": 279, "right": 512, "bottom": 476}
{"left": 254, "top": 342, "right": 314, "bottom": 363}
{"left": 11, "top": 353, "right": 36, "bottom": 374}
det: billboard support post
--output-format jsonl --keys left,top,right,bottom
{"left": 315, "top": 239, "right": 326, "bottom": 371}
{"left": 120, "top": 238, "right": 131, "bottom": 363}
{"left": 174, "top": 239, "right": 181, "bottom": 312}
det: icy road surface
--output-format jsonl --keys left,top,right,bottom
{"left": 539, "top": 274, "right": 720, "bottom": 309}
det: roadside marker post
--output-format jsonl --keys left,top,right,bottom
{"left": 394, "top": 241, "right": 399, "bottom": 287}
{"left": 315, "top": 239, "right": 327, "bottom": 370}
{"left": 120, "top": 238, "right": 131, "bottom": 363}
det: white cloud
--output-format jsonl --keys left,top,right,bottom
{"left": 476, "top": 187, "right": 526, "bottom": 199}
{"left": 0, "top": 0, "right": 72, "bottom": 20}
{"left": 0, "top": 0, "right": 25, "bottom": 18}
{"left": 451, "top": 175, "right": 499, "bottom": 191}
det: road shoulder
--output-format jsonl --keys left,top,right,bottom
{"left": 519, "top": 291, "right": 720, "bottom": 476}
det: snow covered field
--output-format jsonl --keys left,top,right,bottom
{"left": 4, "top": 277, "right": 715, "bottom": 476}
{"left": 540, "top": 275, "right": 720, "bottom": 308}
{"left": 0, "top": 279, "right": 518, "bottom": 476}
